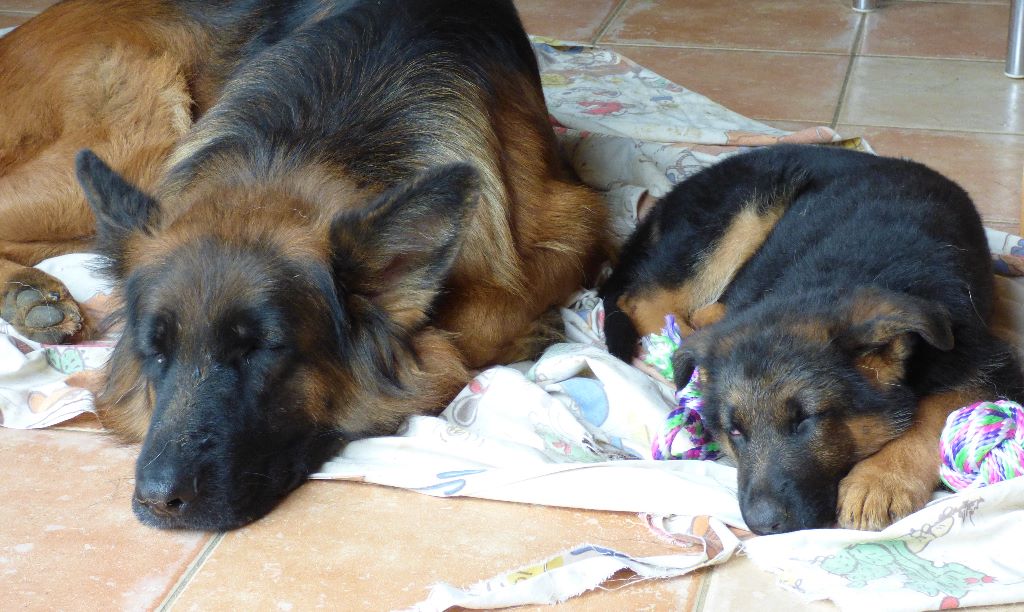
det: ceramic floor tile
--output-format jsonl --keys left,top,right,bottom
{"left": 514, "top": 0, "right": 622, "bottom": 43}
{"left": 0, "top": 10, "right": 30, "bottom": 27}
{"left": 0, "top": 428, "right": 211, "bottom": 611}
{"left": 603, "top": 0, "right": 860, "bottom": 54}
{"left": 170, "top": 480, "right": 705, "bottom": 611}
{"left": 860, "top": 1, "right": 1010, "bottom": 60}
{"left": 836, "top": 125, "right": 1024, "bottom": 232}
{"left": 839, "top": 56, "right": 1024, "bottom": 134}
{"left": 610, "top": 45, "right": 848, "bottom": 123}
{"left": 698, "top": 554, "right": 837, "bottom": 611}
{"left": 0, "top": 0, "right": 54, "bottom": 12}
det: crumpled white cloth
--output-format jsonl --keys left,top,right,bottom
{"left": 315, "top": 337, "right": 744, "bottom": 526}
{"left": 408, "top": 515, "right": 741, "bottom": 611}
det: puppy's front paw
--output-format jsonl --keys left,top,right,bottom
{"left": 837, "top": 460, "right": 932, "bottom": 531}
{"left": 1, "top": 268, "right": 83, "bottom": 344}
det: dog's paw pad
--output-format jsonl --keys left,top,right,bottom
{"left": 24, "top": 304, "right": 67, "bottom": 328}
{"left": 837, "top": 465, "right": 930, "bottom": 531}
{"left": 2, "top": 271, "right": 84, "bottom": 344}
{"left": 15, "top": 288, "right": 46, "bottom": 309}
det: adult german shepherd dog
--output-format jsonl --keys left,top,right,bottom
{"left": 0, "top": 0, "right": 607, "bottom": 529}
{"left": 601, "top": 145, "right": 1022, "bottom": 534}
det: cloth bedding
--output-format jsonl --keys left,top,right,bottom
{"left": 2, "top": 36, "right": 1023, "bottom": 611}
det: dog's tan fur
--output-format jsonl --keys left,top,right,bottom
{"left": 617, "top": 197, "right": 787, "bottom": 338}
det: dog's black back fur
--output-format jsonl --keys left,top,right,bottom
{"left": 603, "top": 145, "right": 1021, "bottom": 397}
{"left": 725, "top": 146, "right": 1013, "bottom": 395}
{"left": 166, "top": 0, "right": 544, "bottom": 190}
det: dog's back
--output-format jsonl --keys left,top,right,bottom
{"left": 604, "top": 144, "right": 1017, "bottom": 396}
{"left": 722, "top": 146, "right": 1012, "bottom": 395}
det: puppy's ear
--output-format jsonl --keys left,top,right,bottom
{"left": 840, "top": 288, "right": 953, "bottom": 387}
{"left": 330, "top": 163, "right": 480, "bottom": 329}
{"left": 671, "top": 331, "right": 712, "bottom": 390}
{"left": 75, "top": 149, "right": 160, "bottom": 277}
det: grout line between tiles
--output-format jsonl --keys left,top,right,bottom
{"left": 601, "top": 41, "right": 850, "bottom": 57}
{"left": 837, "top": 122, "right": 1024, "bottom": 137}
{"left": 857, "top": 52, "right": 1004, "bottom": 64}
{"left": 692, "top": 564, "right": 713, "bottom": 612}
{"left": 831, "top": 12, "right": 867, "bottom": 129}
{"left": 590, "top": 0, "right": 629, "bottom": 45}
{"left": 156, "top": 532, "right": 226, "bottom": 612}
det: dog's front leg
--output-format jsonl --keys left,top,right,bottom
{"left": 836, "top": 388, "right": 977, "bottom": 531}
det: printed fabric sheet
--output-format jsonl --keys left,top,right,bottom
{"left": 2, "top": 38, "right": 1024, "bottom": 611}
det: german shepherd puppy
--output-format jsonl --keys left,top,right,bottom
{"left": 0, "top": 0, "right": 607, "bottom": 530}
{"left": 601, "top": 145, "right": 1022, "bottom": 534}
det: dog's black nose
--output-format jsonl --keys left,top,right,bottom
{"left": 135, "top": 469, "right": 197, "bottom": 517}
{"left": 743, "top": 497, "right": 791, "bottom": 535}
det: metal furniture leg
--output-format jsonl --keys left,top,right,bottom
{"left": 1008, "top": 0, "right": 1024, "bottom": 78}
{"left": 852, "top": 0, "right": 879, "bottom": 13}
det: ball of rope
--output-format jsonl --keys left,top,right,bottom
{"left": 939, "top": 400, "right": 1024, "bottom": 491}
{"left": 643, "top": 315, "right": 720, "bottom": 461}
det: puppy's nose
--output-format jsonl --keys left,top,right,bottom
{"left": 743, "top": 497, "right": 791, "bottom": 535}
{"left": 135, "top": 468, "right": 197, "bottom": 517}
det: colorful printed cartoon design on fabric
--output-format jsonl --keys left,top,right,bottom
{"left": 815, "top": 499, "right": 994, "bottom": 609}
{"left": 993, "top": 238, "right": 1024, "bottom": 277}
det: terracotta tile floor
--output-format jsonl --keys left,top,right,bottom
{"left": 2, "top": 0, "right": 1024, "bottom": 610}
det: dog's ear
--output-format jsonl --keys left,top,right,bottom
{"left": 75, "top": 149, "right": 160, "bottom": 277}
{"left": 671, "top": 331, "right": 713, "bottom": 390}
{"left": 840, "top": 288, "right": 954, "bottom": 387}
{"left": 330, "top": 163, "right": 480, "bottom": 329}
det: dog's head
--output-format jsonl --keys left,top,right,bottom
{"left": 76, "top": 150, "right": 476, "bottom": 530}
{"left": 671, "top": 289, "right": 953, "bottom": 534}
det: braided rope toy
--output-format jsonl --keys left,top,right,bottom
{"left": 940, "top": 400, "right": 1024, "bottom": 491}
{"left": 644, "top": 315, "right": 720, "bottom": 461}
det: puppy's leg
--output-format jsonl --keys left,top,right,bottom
{"left": 837, "top": 388, "right": 976, "bottom": 530}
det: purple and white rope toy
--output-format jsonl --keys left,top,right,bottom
{"left": 643, "top": 315, "right": 720, "bottom": 461}
{"left": 939, "top": 400, "right": 1024, "bottom": 491}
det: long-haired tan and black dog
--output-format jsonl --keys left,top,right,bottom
{"left": 0, "top": 0, "right": 608, "bottom": 530}
{"left": 601, "top": 144, "right": 1023, "bottom": 534}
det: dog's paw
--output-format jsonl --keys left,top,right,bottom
{"left": 1, "top": 268, "right": 83, "bottom": 344}
{"left": 837, "top": 460, "right": 932, "bottom": 531}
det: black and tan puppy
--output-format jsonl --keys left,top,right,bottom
{"left": 0, "top": 0, "right": 607, "bottom": 530}
{"left": 601, "top": 145, "right": 1022, "bottom": 534}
